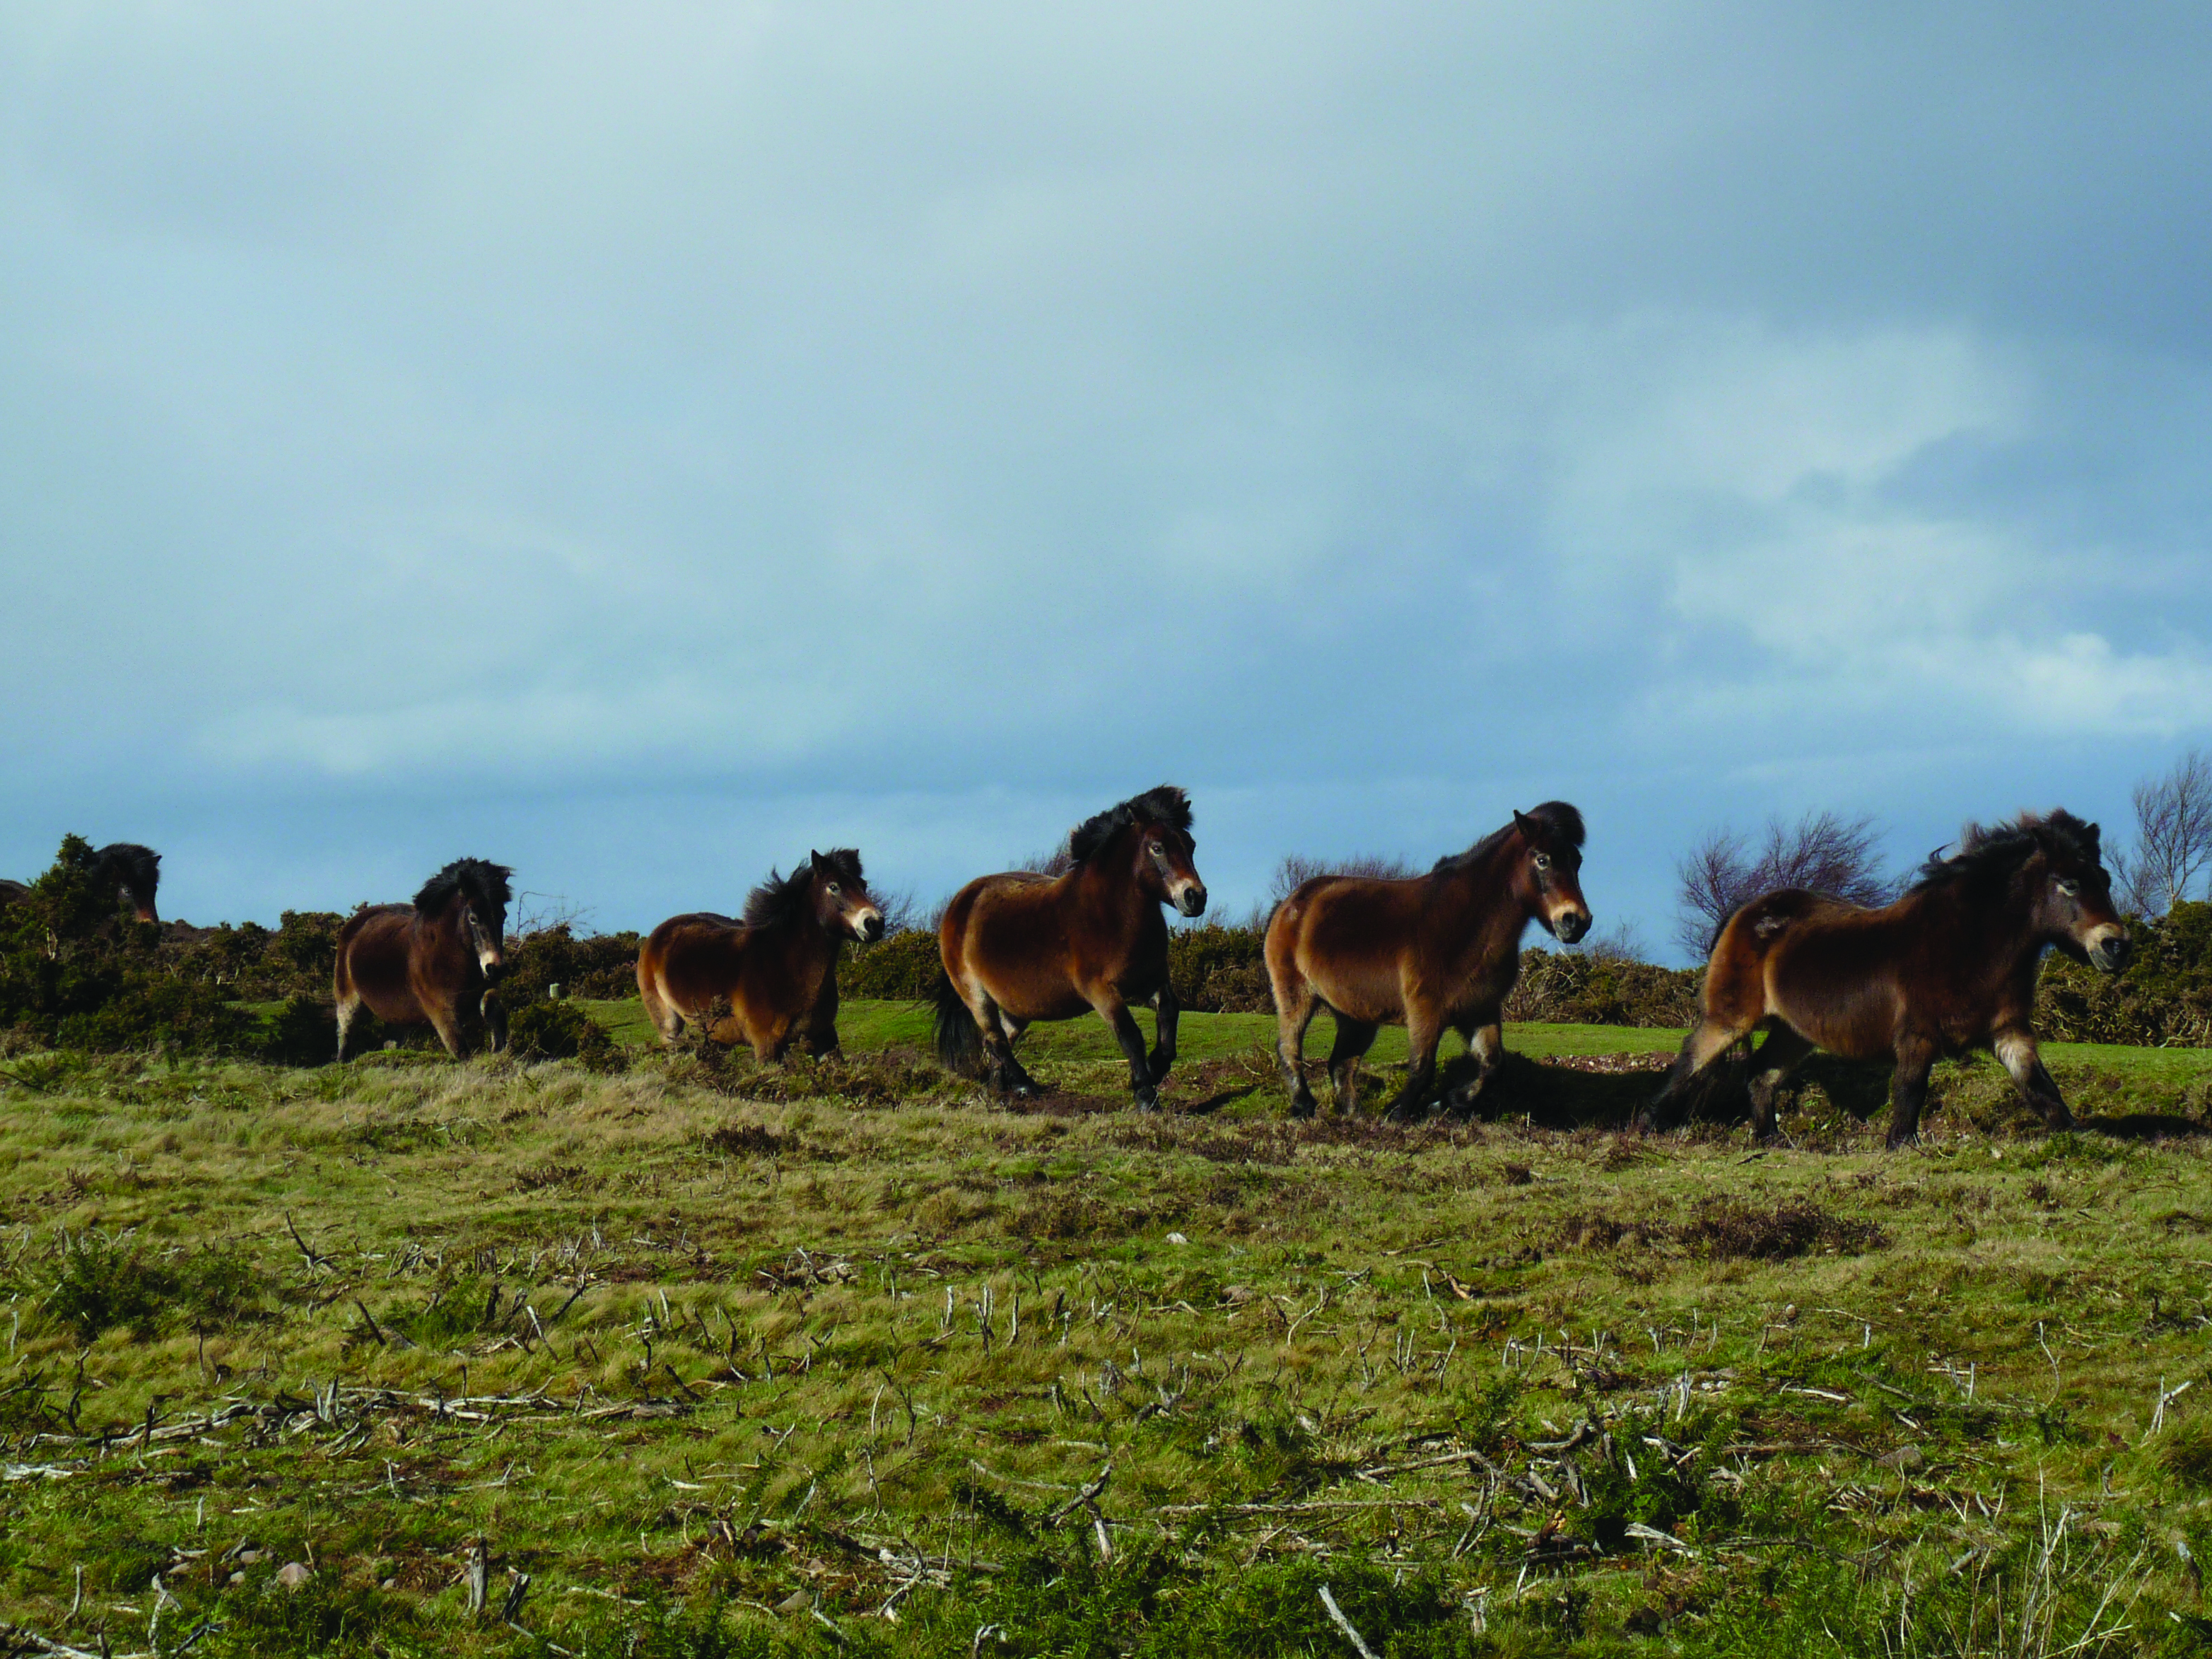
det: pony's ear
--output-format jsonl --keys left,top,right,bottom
{"left": 2082, "top": 821, "right": 2102, "bottom": 850}
{"left": 810, "top": 850, "right": 829, "bottom": 872}
{"left": 1513, "top": 809, "right": 1532, "bottom": 836}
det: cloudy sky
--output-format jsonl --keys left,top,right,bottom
{"left": 4, "top": 3, "right": 2209, "bottom": 955}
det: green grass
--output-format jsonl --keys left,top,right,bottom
{"left": 2, "top": 1016, "right": 2211, "bottom": 1657}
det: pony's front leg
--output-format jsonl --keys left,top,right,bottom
{"left": 481, "top": 990, "right": 508, "bottom": 1055}
{"left": 428, "top": 1005, "right": 469, "bottom": 1059}
{"left": 804, "top": 978, "right": 843, "bottom": 1059}
{"left": 1147, "top": 983, "right": 1179, "bottom": 1086}
{"left": 1094, "top": 996, "right": 1161, "bottom": 1112}
{"left": 1884, "top": 1038, "right": 1939, "bottom": 1149}
{"left": 1995, "top": 1029, "right": 2074, "bottom": 1131}
{"left": 1745, "top": 1026, "right": 1814, "bottom": 1141}
{"left": 1442, "top": 1020, "right": 1504, "bottom": 1117}
{"left": 1383, "top": 1014, "right": 1443, "bottom": 1124}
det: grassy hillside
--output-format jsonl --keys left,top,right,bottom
{"left": 1, "top": 1022, "right": 2210, "bottom": 1656}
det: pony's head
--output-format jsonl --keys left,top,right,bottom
{"left": 745, "top": 848, "right": 883, "bottom": 944}
{"left": 1921, "top": 811, "right": 2129, "bottom": 972}
{"left": 1511, "top": 802, "right": 1592, "bottom": 944}
{"left": 414, "top": 858, "right": 514, "bottom": 979}
{"left": 94, "top": 843, "right": 161, "bottom": 924}
{"left": 810, "top": 848, "right": 884, "bottom": 943}
{"left": 1070, "top": 785, "right": 1206, "bottom": 918}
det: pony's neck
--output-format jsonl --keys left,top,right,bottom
{"left": 1072, "top": 828, "right": 1157, "bottom": 918}
{"left": 1434, "top": 833, "right": 1532, "bottom": 951}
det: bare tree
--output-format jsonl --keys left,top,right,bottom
{"left": 2116, "top": 749, "right": 2212, "bottom": 916}
{"left": 1674, "top": 811, "right": 1890, "bottom": 959}
{"left": 1261, "top": 851, "right": 1420, "bottom": 918}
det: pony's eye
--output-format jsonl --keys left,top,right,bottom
{"left": 1533, "top": 853, "right": 1551, "bottom": 870}
{"left": 2056, "top": 879, "right": 2080, "bottom": 897}
{"left": 828, "top": 883, "right": 840, "bottom": 896}
{"left": 1149, "top": 842, "right": 1163, "bottom": 854}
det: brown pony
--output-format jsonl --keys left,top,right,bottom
{"left": 935, "top": 785, "right": 1207, "bottom": 1110}
{"left": 1639, "top": 809, "right": 2129, "bottom": 1147}
{"left": 638, "top": 849, "right": 884, "bottom": 1060}
{"left": 1266, "top": 803, "right": 1592, "bottom": 1122}
{"left": 334, "top": 857, "right": 513, "bottom": 1060}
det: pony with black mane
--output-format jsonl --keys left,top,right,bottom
{"left": 935, "top": 785, "right": 1207, "bottom": 1110}
{"left": 1639, "top": 809, "right": 2129, "bottom": 1147}
{"left": 0, "top": 842, "right": 161, "bottom": 925}
{"left": 335, "top": 857, "right": 513, "bottom": 1060}
{"left": 638, "top": 850, "right": 884, "bottom": 1060}
{"left": 1266, "top": 802, "right": 1592, "bottom": 1122}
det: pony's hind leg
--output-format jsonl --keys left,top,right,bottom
{"left": 1272, "top": 980, "right": 1322, "bottom": 1118}
{"left": 1994, "top": 1028, "right": 2074, "bottom": 1132}
{"left": 1637, "top": 1016, "right": 1755, "bottom": 1132}
{"left": 335, "top": 995, "right": 361, "bottom": 1063}
{"left": 969, "top": 989, "right": 1038, "bottom": 1096}
{"left": 1328, "top": 1016, "right": 1381, "bottom": 1118}
{"left": 1744, "top": 1025, "right": 1814, "bottom": 1142}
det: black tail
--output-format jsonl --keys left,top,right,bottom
{"left": 932, "top": 973, "right": 985, "bottom": 1077}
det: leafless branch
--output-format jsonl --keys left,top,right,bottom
{"left": 2118, "top": 749, "right": 2212, "bottom": 915}
{"left": 1675, "top": 811, "right": 1890, "bottom": 959}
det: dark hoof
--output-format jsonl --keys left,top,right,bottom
{"left": 2042, "top": 1112, "right": 2077, "bottom": 1133}
{"left": 1884, "top": 1132, "right": 1919, "bottom": 1151}
{"left": 1133, "top": 1091, "right": 1161, "bottom": 1114}
{"left": 1287, "top": 1096, "right": 1316, "bottom": 1120}
{"left": 1632, "top": 1108, "right": 1667, "bottom": 1135}
{"left": 1385, "top": 1103, "right": 1428, "bottom": 1126}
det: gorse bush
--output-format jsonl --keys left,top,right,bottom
{"left": 0, "top": 835, "right": 251, "bottom": 1055}
{"left": 839, "top": 927, "right": 940, "bottom": 999}
{"left": 1505, "top": 947, "right": 1702, "bottom": 1028}
{"left": 2037, "top": 900, "right": 2212, "bottom": 1046}
{"left": 42, "top": 1231, "right": 262, "bottom": 1342}
{"left": 507, "top": 998, "right": 624, "bottom": 1069}
{"left": 503, "top": 922, "right": 645, "bottom": 1002}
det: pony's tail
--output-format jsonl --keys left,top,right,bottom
{"left": 932, "top": 973, "right": 985, "bottom": 1077}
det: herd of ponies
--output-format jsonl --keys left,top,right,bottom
{"left": 5, "top": 785, "right": 2134, "bottom": 1148}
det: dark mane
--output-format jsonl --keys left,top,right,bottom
{"left": 743, "top": 848, "right": 863, "bottom": 930}
{"left": 1909, "top": 809, "right": 2102, "bottom": 896}
{"left": 1066, "top": 785, "right": 1193, "bottom": 865}
{"left": 1432, "top": 801, "right": 1586, "bottom": 874}
{"left": 414, "top": 857, "right": 513, "bottom": 917}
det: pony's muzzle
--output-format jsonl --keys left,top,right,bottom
{"left": 1176, "top": 884, "right": 1208, "bottom": 918}
{"left": 858, "top": 912, "right": 886, "bottom": 943}
{"left": 1552, "top": 907, "right": 1591, "bottom": 945}
{"left": 2088, "top": 927, "right": 2131, "bottom": 972}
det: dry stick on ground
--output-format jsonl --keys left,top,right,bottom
{"left": 1318, "top": 1585, "right": 1382, "bottom": 1659}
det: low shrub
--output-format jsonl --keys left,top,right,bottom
{"left": 1505, "top": 947, "right": 1702, "bottom": 1027}
{"left": 502, "top": 922, "right": 644, "bottom": 1002}
{"left": 506, "top": 999, "right": 624, "bottom": 1069}
{"left": 838, "top": 927, "right": 940, "bottom": 999}
{"left": 2037, "top": 901, "right": 2212, "bottom": 1046}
